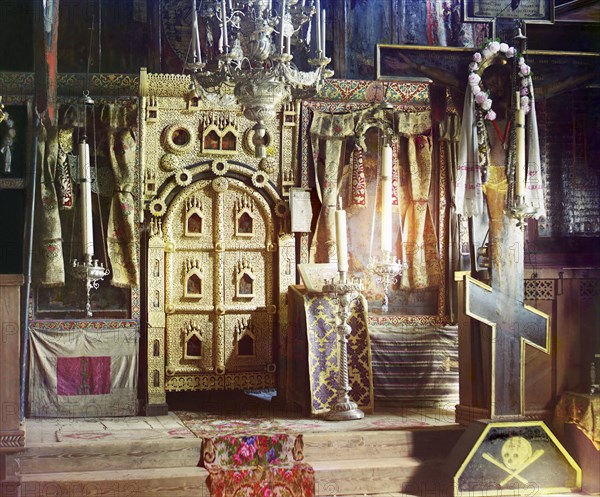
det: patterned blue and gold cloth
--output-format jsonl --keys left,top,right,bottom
{"left": 288, "top": 286, "right": 374, "bottom": 415}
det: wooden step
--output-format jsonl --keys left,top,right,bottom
{"left": 13, "top": 438, "right": 201, "bottom": 474}
{"left": 20, "top": 467, "right": 208, "bottom": 497}
{"left": 313, "top": 456, "right": 449, "bottom": 496}
{"left": 304, "top": 426, "right": 464, "bottom": 461}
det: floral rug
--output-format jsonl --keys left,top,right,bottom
{"left": 200, "top": 434, "right": 314, "bottom": 497}
{"left": 175, "top": 410, "right": 430, "bottom": 438}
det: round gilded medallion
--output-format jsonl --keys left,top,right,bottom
{"left": 149, "top": 199, "right": 167, "bottom": 217}
{"left": 160, "top": 153, "right": 180, "bottom": 171}
{"left": 163, "top": 123, "right": 196, "bottom": 154}
{"left": 251, "top": 171, "right": 268, "bottom": 188}
{"left": 274, "top": 200, "right": 289, "bottom": 218}
{"left": 212, "top": 176, "right": 229, "bottom": 193}
{"left": 211, "top": 160, "right": 229, "bottom": 176}
{"left": 174, "top": 169, "right": 192, "bottom": 186}
{"left": 258, "top": 158, "right": 277, "bottom": 174}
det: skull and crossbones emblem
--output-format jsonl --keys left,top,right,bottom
{"left": 482, "top": 436, "right": 545, "bottom": 486}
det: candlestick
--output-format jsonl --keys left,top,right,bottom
{"left": 380, "top": 143, "right": 393, "bottom": 254}
{"left": 335, "top": 196, "right": 349, "bottom": 273}
{"left": 79, "top": 138, "right": 94, "bottom": 260}
{"left": 322, "top": 277, "right": 364, "bottom": 421}
{"left": 315, "top": 0, "right": 321, "bottom": 54}
{"left": 515, "top": 91, "right": 525, "bottom": 198}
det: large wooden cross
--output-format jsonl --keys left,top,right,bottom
{"left": 465, "top": 172, "right": 549, "bottom": 418}
{"left": 465, "top": 275, "right": 549, "bottom": 417}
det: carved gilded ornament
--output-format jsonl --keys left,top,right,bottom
{"left": 162, "top": 123, "right": 196, "bottom": 155}
{"left": 185, "top": 195, "right": 204, "bottom": 237}
{"left": 211, "top": 160, "right": 230, "bottom": 176}
{"left": 149, "top": 199, "right": 167, "bottom": 217}
{"left": 235, "top": 195, "right": 256, "bottom": 237}
{"left": 243, "top": 126, "right": 273, "bottom": 157}
{"left": 174, "top": 169, "right": 193, "bottom": 187}
{"left": 274, "top": 200, "right": 290, "bottom": 218}
{"left": 258, "top": 157, "right": 277, "bottom": 174}
{"left": 144, "top": 171, "right": 158, "bottom": 200}
{"left": 160, "top": 153, "right": 180, "bottom": 171}
{"left": 212, "top": 176, "right": 229, "bottom": 193}
{"left": 183, "top": 320, "right": 204, "bottom": 360}
{"left": 235, "top": 257, "right": 256, "bottom": 299}
{"left": 251, "top": 170, "right": 269, "bottom": 189}
{"left": 183, "top": 259, "right": 203, "bottom": 299}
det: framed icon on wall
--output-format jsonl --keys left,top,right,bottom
{"left": 462, "top": 0, "right": 555, "bottom": 24}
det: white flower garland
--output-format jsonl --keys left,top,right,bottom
{"left": 468, "top": 40, "right": 533, "bottom": 121}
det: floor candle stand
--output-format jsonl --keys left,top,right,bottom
{"left": 322, "top": 272, "right": 364, "bottom": 421}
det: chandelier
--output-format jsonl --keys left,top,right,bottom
{"left": 186, "top": 0, "right": 333, "bottom": 157}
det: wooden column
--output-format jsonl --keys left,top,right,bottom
{"left": 0, "top": 274, "right": 25, "bottom": 494}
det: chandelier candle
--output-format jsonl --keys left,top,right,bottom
{"left": 335, "top": 196, "right": 349, "bottom": 273}
{"left": 381, "top": 142, "right": 393, "bottom": 254}
{"left": 221, "top": 0, "right": 229, "bottom": 52}
{"left": 279, "top": 0, "right": 286, "bottom": 53}
{"left": 321, "top": 9, "right": 326, "bottom": 57}
{"left": 515, "top": 91, "right": 525, "bottom": 199}
{"left": 79, "top": 138, "right": 94, "bottom": 260}
{"left": 192, "top": 0, "right": 202, "bottom": 64}
{"left": 315, "top": 0, "right": 321, "bottom": 54}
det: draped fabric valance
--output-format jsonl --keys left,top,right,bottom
{"left": 309, "top": 110, "right": 355, "bottom": 264}
{"left": 395, "top": 110, "right": 431, "bottom": 137}
{"left": 399, "top": 134, "right": 441, "bottom": 289}
{"left": 104, "top": 104, "right": 139, "bottom": 288}
{"left": 36, "top": 124, "right": 65, "bottom": 287}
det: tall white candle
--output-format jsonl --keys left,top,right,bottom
{"left": 315, "top": 0, "right": 321, "bottom": 54}
{"left": 335, "top": 197, "right": 349, "bottom": 273}
{"left": 192, "top": 0, "right": 202, "bottom": 64}
{"left": 381, "top": 143, "right": 393, "bottom": 254}
{"left": 221, "top": 0, "right": 228, "bottom": 52}
{"left": 79, "top": 139, "right": 94, "bottom": 259}
{"left": 279, "top": 0, "right": 286, "bottom": 53}
{"left": 321, "top": 9, "right": 326, "bottom": 57}
{"left": 515, "top": 91, "right": 526, "bottom": 198}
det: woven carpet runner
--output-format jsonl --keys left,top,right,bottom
{"left": 200, "top": 434, "right": 314, "bottom": 497}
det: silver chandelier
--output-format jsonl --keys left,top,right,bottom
{"left": 187, "top": 0, "right": 333, "bottom": 157}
